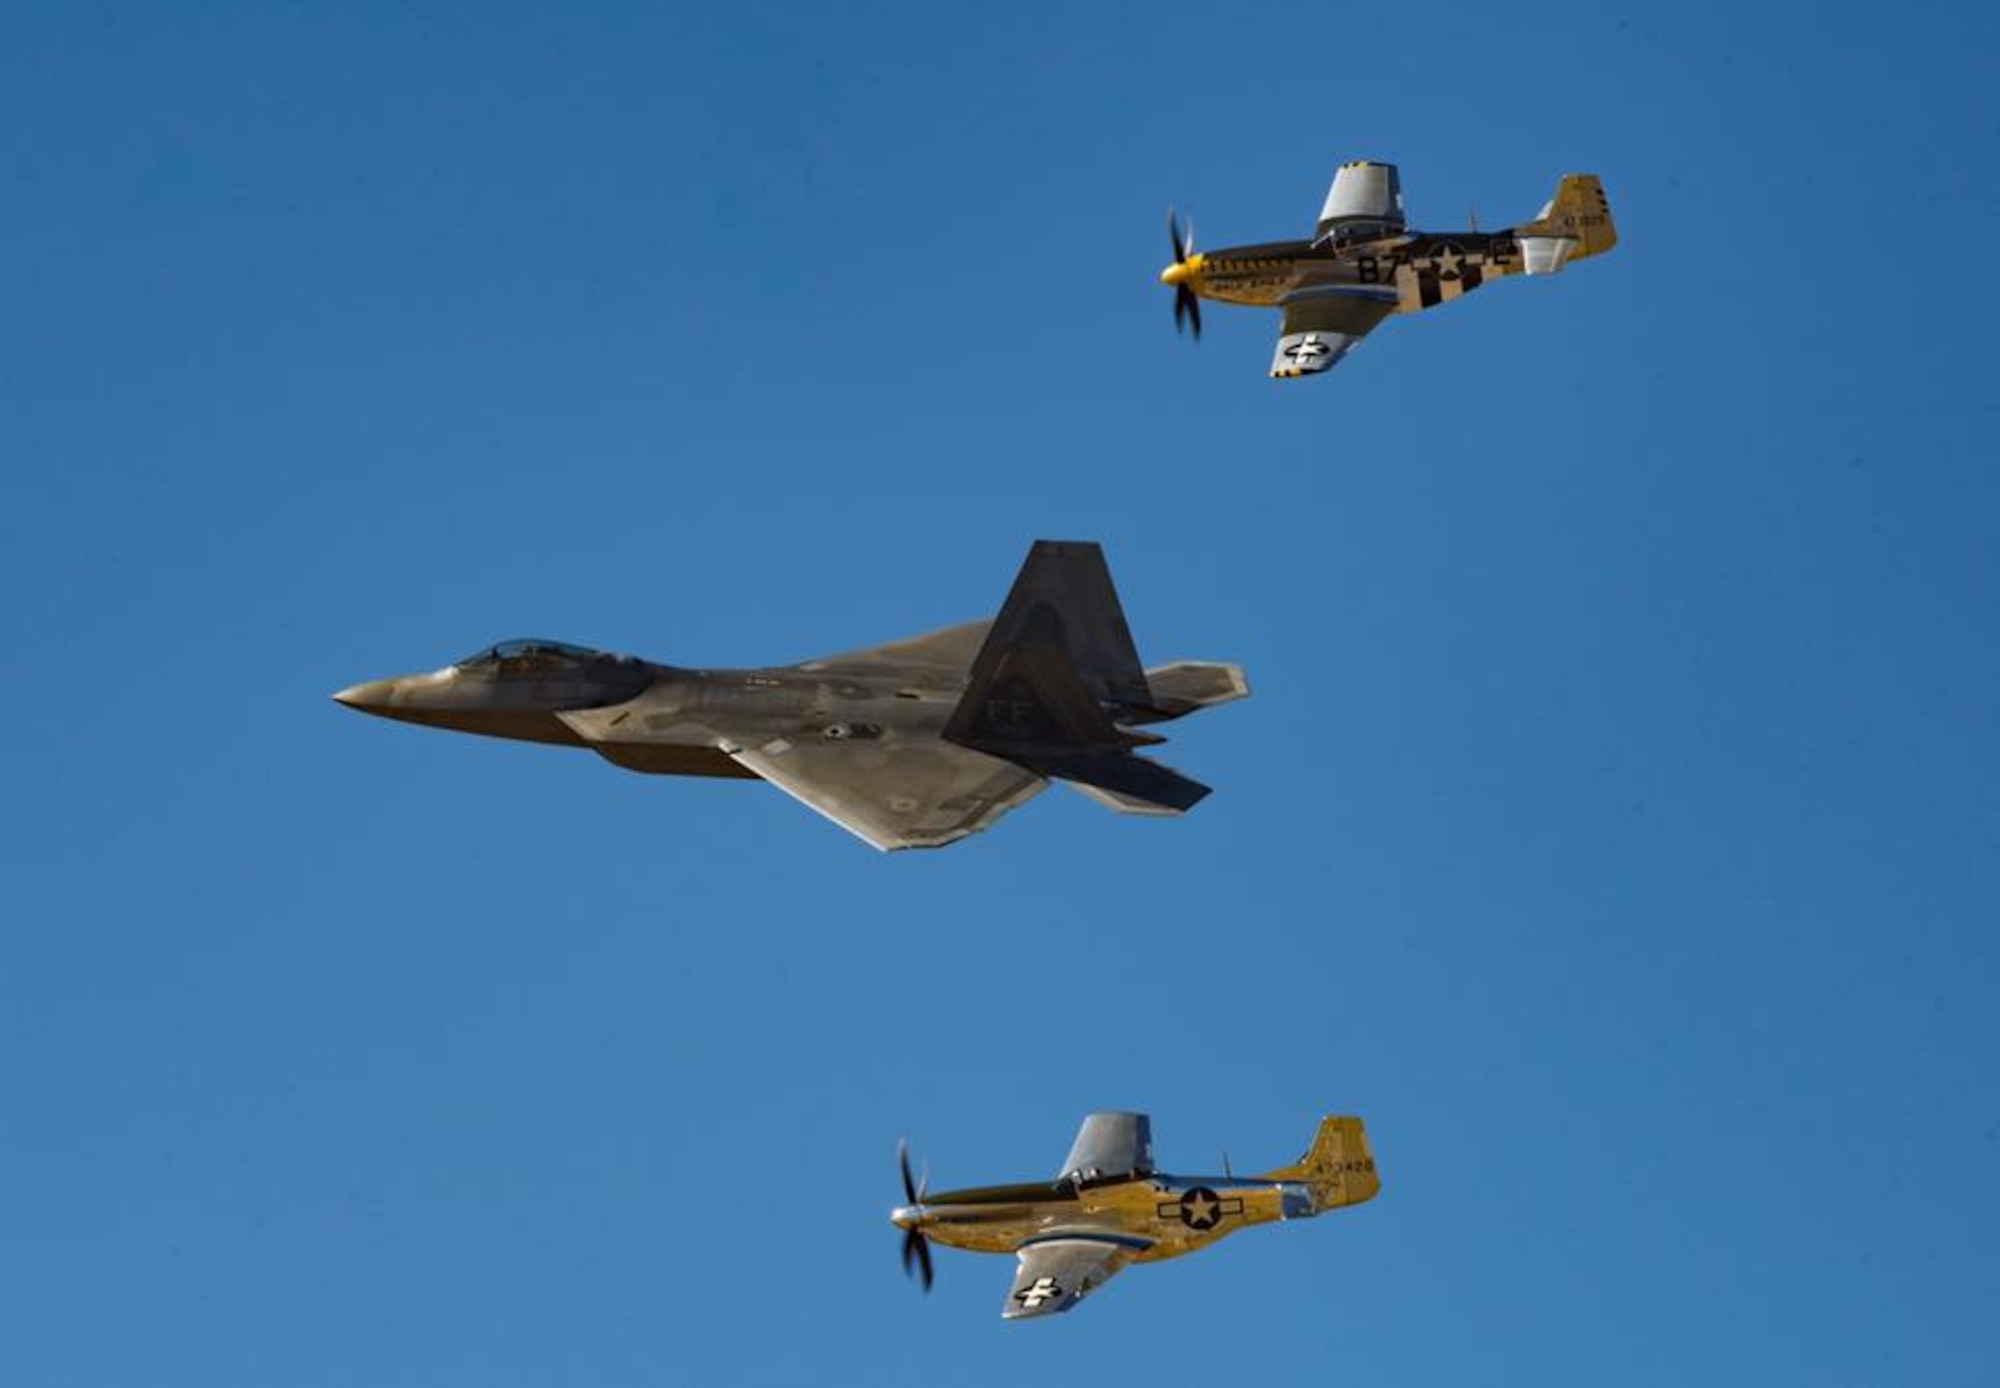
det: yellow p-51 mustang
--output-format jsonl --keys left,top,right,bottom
{"left": 892, "top": 1111, "right": 1379, "bottom": 1319}
{"left": 1161, "top": 160, "right": 1615, "bottom": 378}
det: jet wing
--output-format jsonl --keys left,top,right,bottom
{"left": 795, "top": 619, "right": 992, "bottom": 677}
{"left": 727, "top": 734, "right": 1045, "bottom": 851}
{"left": 1003, "top": 1236, "right": 1146, "bottom": 1321}
{"left": 1270, "top": 286, "right": 1398, "bottom": 379}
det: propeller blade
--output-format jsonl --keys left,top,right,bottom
{"left": 1167, "top": 208, "right": 1200, "bottom": 342}
{"left": 901, "top": 1228, "right": 936, "bottom": 1292}
{"left": 896, "top": 1140, "right": 936, "bottom": 1293}
{"left": 1179, "top": 286, "right": 1202, "bottom": 341}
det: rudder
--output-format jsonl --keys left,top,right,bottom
{"left": 962, "top": 541, "right": 1152, "bottom": 710}
{"left": 942, "top": 540, "right": 1218, "bottom": 817}
{"left": 944, "top": 539, "right": 1150, "bottom": 760}
{"left": 1517, "top": 173, "right": 1617, "bottom": 273}
{"left": 1264, "top": 1115, "right": 1382, "bottom": 1211}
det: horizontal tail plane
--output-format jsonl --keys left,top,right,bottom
{"left": 1046, "top": 752, "right": 1210, "bottom": 815}
{"left": 1137, "top": 661, "right": 1252, "bottom": 720}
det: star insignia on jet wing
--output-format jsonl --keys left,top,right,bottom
{"left": 1015, "top": 1276, "right": 1064, "bottom": 1309}
{"left": 1431, "top": 243, "right": 1465, "bottom": 280}
{"left": 1283, "top": 334, "right": 1332, "bottom": 363}
{"left": 1179, "top": 1187, "right": 1222, "bottom": 1230}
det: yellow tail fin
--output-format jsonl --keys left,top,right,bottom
{"left": 1264, "top": 1115, "right": 1381, "bottom": 1210}
{"left": 1521, "top": 173, "right": 1617, "bottom": 261}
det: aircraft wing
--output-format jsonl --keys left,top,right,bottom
{"left": 727, "top": 734, "right": 1046, "bottom": 851}
{"left": 1002, "top": 1236, "right": 1146, "bottom": 1321}
{"left": 795, "top": 619, "right": 992, "bottom": 677}
{"left": 1270, "top": 286, "right": 1398, "bottom": 379}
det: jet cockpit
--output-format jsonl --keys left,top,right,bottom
{"left": 456, "top": 638, "right": 640, "bottom": 675}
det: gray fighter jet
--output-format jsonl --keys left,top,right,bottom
{"left": 333, "top": 541, "right": 1248, "bottom": 851}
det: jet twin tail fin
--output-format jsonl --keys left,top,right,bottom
{"left": 962, "top": 540, "right": 1152, "bottom": 710}
{"left": 943, "top": 638, "right": 1125, "bottom": 756}
{"left": 943, "top": 541, "right": 1215, "bottom": 816}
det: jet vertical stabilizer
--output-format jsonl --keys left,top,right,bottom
{"left": 942, "top": 541, "right": 1217, "bottom": 815}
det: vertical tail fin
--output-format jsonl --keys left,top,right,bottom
{"left": 942, "top": 541, "right": 1216, "bottom": 815}
{"left": 958, "top": 540, "right": 1152, "bottom": 709}
{"left": 1263, "top": 1115, "right": 1381, "bottom": 1211}
{"left": 943, "top": 540, "right": 1142, "bottom": 753}
{"left": 1517, "top": 173, "right": 1617, "bottom": 273}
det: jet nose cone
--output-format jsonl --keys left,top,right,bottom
{"left": 890, "top": 1205, "right": 921, "bottom": 1231}
{"left": 1160, "top": 262, "right": 1187, "bottom": 286}
{"left": 331, "top": 679, "right": 396, "bottom": 712}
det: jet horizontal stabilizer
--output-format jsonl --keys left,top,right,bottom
{"left": 1140, "top": 661, "right": 1251, "bottom": 718}
{"left": 1050, "top": 753, "right": 1211, "bottom": 816}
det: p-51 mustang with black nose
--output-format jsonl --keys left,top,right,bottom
{"left": 1160, "top": 160, "right": 1616, "bottom": 379}
{"left": 892, "top": 1111, "right": 1380, "bottom": 1320}
{"left": 333, "top": 541, "right": 1247, "bottom": 851}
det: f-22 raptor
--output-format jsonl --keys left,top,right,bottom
{"left": 333, "top": 541, "right": 1247, "bottom": 851}
{"left": 893, "top": 1112, "right": 1381, "bottom": 1320}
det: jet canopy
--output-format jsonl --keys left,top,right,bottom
{"left": 457, "top": 638, "right": 629, "bottom": 673}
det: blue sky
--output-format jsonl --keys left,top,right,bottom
{"left": 3, "top": 2, "right": 1997, "bottom": 1382}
